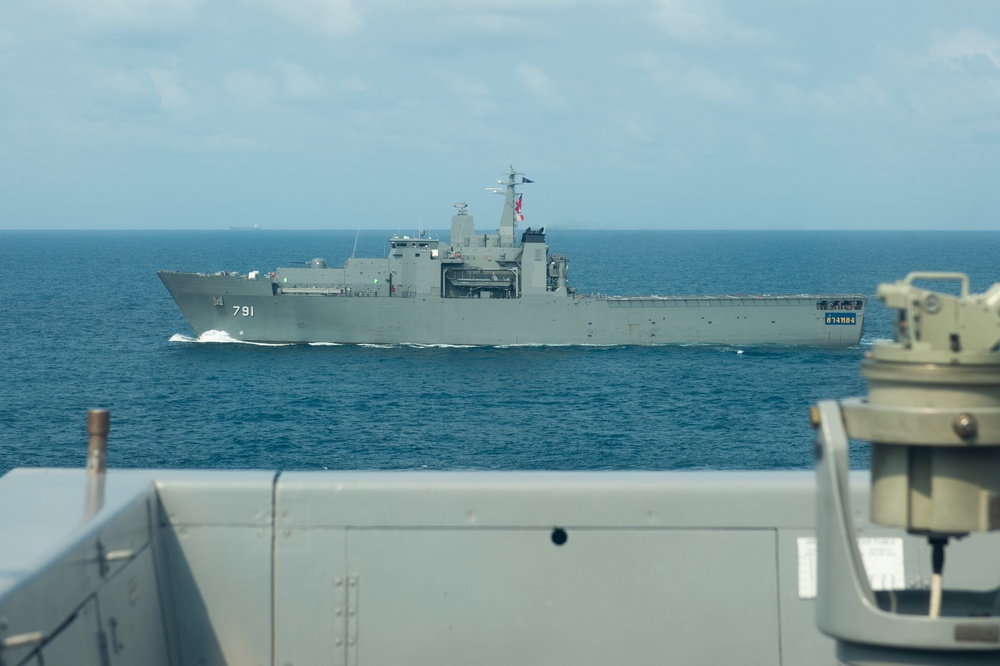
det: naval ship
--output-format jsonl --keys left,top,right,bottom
{"left": 158, "top": 169, "right": 866, "bottom": 346}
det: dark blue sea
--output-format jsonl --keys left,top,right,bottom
{"left": 2, "top": 230, "right": 998, "bottom": 476}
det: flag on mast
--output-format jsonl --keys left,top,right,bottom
{"left": 515, "top": 194, "right": 524, "bottom": 221}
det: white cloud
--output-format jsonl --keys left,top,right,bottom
{"left": 148, "top": 63, "right": 195, "bottom": 117}
{"left": 928, "top": 28, "right": 1000, "bottom": 70}
{"left": 222, "top": 69, "right": 277, "bottom": 110}
{"left": 373, "top": 0, "right": 633, "bottom": 10}
{"left": 220, "top": 62, "right": 334, "bottom": 112}
{"left": 682, "top": 64, "right": 750, "bottom": 104}
{"left": 182, "top": 131, "right": 260, "bottom": 153}
{"left": 272, "top": 60, "right": 329, "bottom": 100}
{"left": 258, "top": 0, "right": 362, "bottom": 37}
{"left": 42, "top": 0, "right": 201, "bottom": 33}
{"left": 516, "top": 62, "right": 566, "bottom": 113}
{"left": 766, "top": 27, "right": 1000, "bottom": 142}
{"left": 96, "top": 67, "right": 164, "bottom": 116}
{"left": 763, "top": 56, "right": 806, "bottom": 75}
{"left": 434, "top": 68, "right": 496, "bottom": 116}
{"left": 772, "top": 82, "right": 844, "bottom": 116}
{"left": 624, "top": 51, "right": 751, "bottom": 105}
{"left": 444, "top": 12, "right": 525, "bottom": 37}
{"left": 863, "top": 29, "right": 1000, "bottom": 133}
{"left": 341, "top": 75, "right": 373, "bottom": 93}
{"left": 614, "top": 111, "right": 652, "bottom": 142}
{"left": 650, "top": 0, "right": 773, "bottom": 48}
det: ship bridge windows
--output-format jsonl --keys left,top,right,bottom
{"left": 391, "top": 238, "right": 437, "bottom": 250}
{"left": 816, "top": 299, "right": 863, "bottom": 311}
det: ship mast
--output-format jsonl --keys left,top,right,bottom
{"left": 491, "top": 167, "right": 531, "bottom": 248}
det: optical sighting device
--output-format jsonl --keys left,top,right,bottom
{"left": 814, "top": 272, "right": 1000, "bottom": 665}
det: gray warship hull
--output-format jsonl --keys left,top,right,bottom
{"left": 159, "top": 169, "right": 866, "bottom": 347}
{"left": 158, "top": 271, "right": 864, "bottom": 346}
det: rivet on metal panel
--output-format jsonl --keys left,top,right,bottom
{"left": 334, "top": 638, "right": 343, "bottom": 647}
{"left": 335, "top": 577, "right": 343, "bottom": 586}
{"left": 335, "top": 607, "right": 343, "bottom": 617}
{"left": 954, "top": 413, "right": 978, "bottom": 440}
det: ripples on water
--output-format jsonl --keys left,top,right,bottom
{"left": 2, "top": 230, "right": 998, "bottom": 475}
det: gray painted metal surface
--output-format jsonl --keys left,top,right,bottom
{"left": 5, "top": 468, "right": 1000, "bottom": 665}
{"left": 158, "top": 170, "right": 866, "bottom": 346}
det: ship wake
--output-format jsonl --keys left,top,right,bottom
{"left": 169, "top": 330, "right": 294, "bottom": 347}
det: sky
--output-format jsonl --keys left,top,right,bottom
{"left": 0, "top": 0, "right": 998, "bottom": 230}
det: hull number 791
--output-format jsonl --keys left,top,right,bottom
{"left": 233, "top": 306, "right": 254, "bottom": 317}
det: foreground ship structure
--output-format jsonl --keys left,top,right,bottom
{"left": 159, "top": 169, "right": 866, "bottom": 346}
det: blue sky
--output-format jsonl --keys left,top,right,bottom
{"left": 1, "top": 0, "right": 998, "bottom": 230}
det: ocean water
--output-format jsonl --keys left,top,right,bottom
{"left": 2, "top": 230, "right": 999, "bottom": 476}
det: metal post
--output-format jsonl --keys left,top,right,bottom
{"left": 84, "top": 409, "right": 109, "bottom": 519}
{"left": 86, "top": 409, "right": 109, "bottom": 475}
